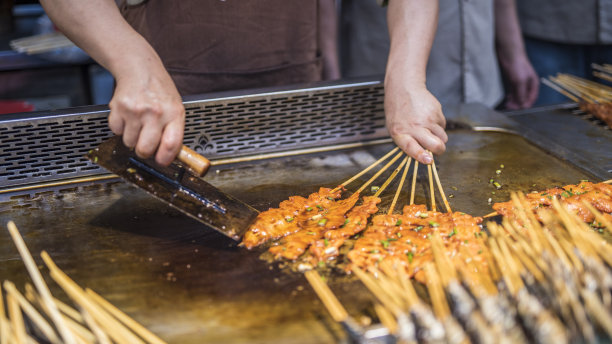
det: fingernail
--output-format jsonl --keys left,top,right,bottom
{"left": 420, "top": 152, "right": 433, "bottom": 164}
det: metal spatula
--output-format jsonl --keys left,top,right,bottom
{"left": 87, "top": 136, "right": 258, "bottom": 241}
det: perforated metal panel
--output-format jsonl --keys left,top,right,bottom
{"left": 0, "top": 81, "right": 387, "bottom": 188}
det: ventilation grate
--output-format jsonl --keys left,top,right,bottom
{"left": 0, "top": 81, "right": 387, "bottom": 188}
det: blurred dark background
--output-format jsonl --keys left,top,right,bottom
{"left": 0, "top": 0, "right": 113, "bottom": 114}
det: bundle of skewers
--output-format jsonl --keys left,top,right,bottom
{"left": 10, "top": 32, "right": 76, "bottom": 55}
{"left": 241, "top": 147, "right": 483, "bottom": 281}
{"left": 306, "top": 193, "right": 612, "bottom": 344}
{"left": 543, "top": 64, "right": 612, "bottom": 127}
{"left": 1, "top": 221, "right": 167, "bottom": 344}
{"left": 242, "top": 147, "right": 611, "bottom": 278}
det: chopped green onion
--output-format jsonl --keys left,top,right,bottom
{"left": 316, "top": 205, "right": 323, "bottom": 210}
{"left": 493, "top": 182, "right": 502, "bottom": 189}
{"left": 307, "top": 231, "right": 315, "bottom": 235}
{"left": 380, "top": 240, "right": 390, "bottom": 248}
{"left": 396, "top": 219, "right": 403, "bottom": 226}
{"left": 342, "top": 219, "right": 350, "bottom": 227}
{"left": 419, "top": 213, "right": 429, "bottom": 218}
{"left": 397, "top": 233, "right": 402, "bottom": 238}
{"left": 306, "top": 207, "right": 313, "bottom": 212}
{"left": 327, "top": 196, "right": 334, "bottom": 201}
{"left": 477, "top": 249, "right": 483, "bottom": 255}
{"left": 324, "top": 238, "right": 329, "bottom": 246}
{"left": 448, "top": 227, "right": 457, "bottom": 238}
{"left": 414, "top": 226, "right": 424, "bottom": 232}
{"left": 489, "top": 179, "right": 494, "bottom": 184}
{"left": 407, "top": 251, "right": 414, "bottom": 263}
{"left": 371, "top": 186, "right": 380, "bottom": 192}
{"left": 318, "top": 218, "right": 327, "bottom": 226}
{"left": 495, "top": 169, "right": 501, "bottom": 175}
{"left": 429, "top": 221, "right": 439, "bottom": 227}
{"left": 318, "top": 261, "right": 326, "bottom": 268}
{"left": 500, "top": 164, "right": 505, "bottom": 168}
{"left": 561, "top": 191, "right": 570, "bottom": 198}
{"left": 370, "top": 249, "right": 379, "bottom": 254}
{"left": 285, "top": 217, "right": 294, "bottom": 223}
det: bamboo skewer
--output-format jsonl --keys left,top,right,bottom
{"left": 3, "top": 281, "right": 61, "bottom": 344}
{"left": 541, "top": 78, "right": 580, "bottom": 102}
{"left": 333, "top": 147, "right": 400, "bottom": 192}
{"left": 388, "top": 158, "right": 412, "bottom": 215}
{"left": 482, "top": 211, "right": 498, "bottom": 218}
{"left": 356, "top": 151, "right": 404, "bottom": 194}
{"left": 80, "top": 308, "right": 110, "bottom": 344}
{"left": 424, "top": 263, "right": 450, "bottom": 320}
{"left": 304, "top": 270, "right": 348, "bottom": 322}
{"left": 373, "top": 156, "right": 409, "bottom": 198}
{"left": 7, "top": 293, "right": 26, "bottom": 344}
{"left": 374, "top": 303, "right": 397, "bottom": 334}
{"left": 23, "top": 284, "right": 96, "bottom": 343}
{"left": 351, "top": 267, "right": 403, "bottom": 316}
{"left": 10, "top": 33, "right": 75, "bottom": 54}
{"left": 410, "top": 162, "right": 418, "bottom": 205}
{"left": 6, "top": 221, "right": 76, "bottom": 344}
{"left": 0, "top": 287, "right": 8, "bottom": 344}
{"left": 427, "top": 164, "right": 436, "bottom": 212}
{"left": 86, "top": 288, "right": 167, "bottom": 344}
{"left": 431, "top": 159, "right": 452, "bottom": 213}
{"left": 41, "top": 251, "right": 146, "bottom": 344}
{"left": 25, "top": 284, "right": 84, "bottom": 325}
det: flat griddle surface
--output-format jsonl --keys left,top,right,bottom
{"left": 0, "top": 130, "right": 596, "bottom": 343}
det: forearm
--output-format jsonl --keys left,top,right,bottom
{"left": 385, "top": 0, "right": 439, "bottom": 87}
{"left": 494, "top": 0, "right": 526, "bottom": 64}
{"left": 39, "top": 0, "right": 164, "bottom": 79}
{"left": 318, "top": 0, "right": 340, "bottom": 80}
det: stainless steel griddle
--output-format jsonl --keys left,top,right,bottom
{"left": 0, "top": 79, "right": 610, "bottom": 343}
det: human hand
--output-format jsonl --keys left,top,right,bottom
{"left": 501, "top": 54, "right": 539, "bottom": 110}
{"left": 108, "top": 66, "right": 185, "bottom": 166}
{"left": 384, "top": 83, "right": 448, "bottom": 164}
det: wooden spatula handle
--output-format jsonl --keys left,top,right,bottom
{"left": 178, "top": 146, "right": 210, "bottom": 177}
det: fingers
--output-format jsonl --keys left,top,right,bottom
{"left": 108, "top": 110, "right": 125, "bottom": 135}
{"left": 393, "top": 127, "right": 446, "bottom": 164}
{"left": 155, "top": 116, "right": 184, "bottom": 166}
{"left": 525, "top": 75, "right": 540, "bottom": 107}
{"left": 429, "top": 124, "right": 448, "bottom": 145}
{"left": 414, "top": 127, "right": 446, "bottom": 156}
{"left": 135, "top": 125, "right": 162, "bottom": 159}
{"left": 108, "top": 89, "right": 185, "bottom": 164}
{"left": 394, "top": 133, "right": 432, "bottom": 165}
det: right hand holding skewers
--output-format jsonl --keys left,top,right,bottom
{"left": 384, "top": 80, "right": 447, "bottom": 165}
{"left": 384, "top": 0, "right": 446, "bottom": 165}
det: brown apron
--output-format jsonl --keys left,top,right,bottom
{"left": 119, "top": 0, "right": 323, "bottom": 95}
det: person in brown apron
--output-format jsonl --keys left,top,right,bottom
{"left": 39, "top": 0, "right": 446, "bottom": 168}
{"left": 119, "top": 0, "right": 330, "bottom": 95}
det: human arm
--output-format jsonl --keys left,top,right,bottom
{"left": 39, "top": 0, "right": 185, "bottom": 166}
{"left": 318, "top": 0, "right": 340, "bottom": 80}
{"left": 495, "top": 0, "right": 539, "bottom": 109}
{"left": 385, "top": 0, "right": 447, "bottom": 165}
